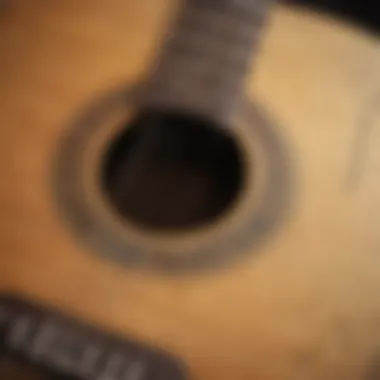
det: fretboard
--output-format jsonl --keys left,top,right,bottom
{"left": 141, "top": 0, "right": 273, "bottom": 124}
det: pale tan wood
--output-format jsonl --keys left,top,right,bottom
{"left": 0, "top": 1, "right": 380, "bottom": 379}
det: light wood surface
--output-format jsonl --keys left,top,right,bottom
{"left": 0, "top": 1, "right": 380, "bottom": 379}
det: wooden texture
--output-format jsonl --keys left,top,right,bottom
{"left": 0, "top": 1, "right": 380, "bottom": 379}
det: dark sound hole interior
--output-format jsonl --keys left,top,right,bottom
{"left": 101, "top": 110, "right": 245, "bottom": 231}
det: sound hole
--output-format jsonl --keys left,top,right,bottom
{"left": 101, "top": 110, "right": 245, "bottom": 231}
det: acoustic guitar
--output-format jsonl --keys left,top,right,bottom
{"left": 0, "top": 0, "right": 379, "bottom": 379}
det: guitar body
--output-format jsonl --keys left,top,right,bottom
{"left": 0, "top": 1, "right": 380, "bottom": 379}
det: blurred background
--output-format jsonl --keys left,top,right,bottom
{"left": 287, "top": 0, "right": 379, "bottom": 32}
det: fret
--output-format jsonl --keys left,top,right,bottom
{"left": 142, "top": 0, "right": 273, "bottom": 124}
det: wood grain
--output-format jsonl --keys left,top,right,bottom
{"left": 0, "top": 1, "right": 380, "bottom": 379}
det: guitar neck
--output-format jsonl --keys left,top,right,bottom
{"left": 141, "top": 0, "right": 273, "bottom": 125}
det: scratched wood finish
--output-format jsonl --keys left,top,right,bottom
{"left": 0, "top": 1, "right": 380, "bottom": 379}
